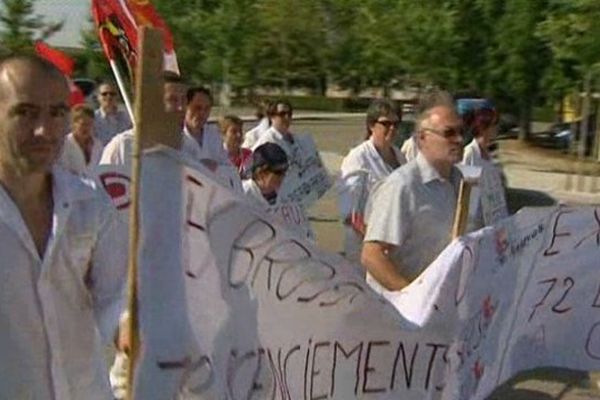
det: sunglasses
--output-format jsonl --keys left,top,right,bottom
{"left": 100, "top": 92, "right": 117, "bottom": 97}
{"left": 375, "top": 119, "right": 400, "bottom": 130}
{"left": 422, "top": 126, "right": 463, "bottom": 139}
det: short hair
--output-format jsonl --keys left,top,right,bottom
{"left": 266, "top": 99, "right": 293, "bottom": 117}
{"left": 0, "top": 54, "right": 67, "bottom": 100}
{"left": 186, "top": 86, "right": 213, "bottom": 105}
{"left": 254, "top": 98, "right": 273, "bottom": 119}
{"left": 219, "top": 114, "right": 243, "bottom": 135}
{"left": 97, "top": 79, "right": 116, "bottom": 89}
{"left": 71, "top": 104, "right": 94, "bottom": 123}
{"left": 365, "top": 99, "right": 400, "bottom": 139}
{"left": 415, "top": 89, "right": 455, "bottom": 131}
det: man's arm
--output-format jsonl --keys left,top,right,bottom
{"left": 361, "top": 241, "right": 411, "bottom": 291}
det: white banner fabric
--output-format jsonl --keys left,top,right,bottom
{"left": 119, "top": 149, "right": 600, "bottom": 400}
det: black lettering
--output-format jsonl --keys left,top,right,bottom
{"left": 575, "top": 209, "right": 600, "bottom": 249}
{"left": 185, "top": 176, "right": 206, "bottom": 232}
{"left": 528, "top": 278, "right": 557, "bottom": 322}
{"left": 592, "top": 283, "right": 600, "bottom": 308}
{"left": 304, "top": 339, "right": 312, "bottom": 400}
{"left": 248, "top": 348, "right": 266, "bottom": 399}
{"left": 551, "top": 277, "right": 574, "bottom": 314}
{"left": 227, "top": 350, "right": 257, "bottom": 400}
{"left": 309, "top": 341, "right": 330, "bottom": 400}
{"left": 330, "top": 341, "right": 362, "bottom": 396}
{"left": 266, "top": 348, "right": 283, "bottom": 400}
{"left": 585, "top": 321, "right": 600, "bottom": 360}
{"left": 424, "top": 343, "right": 446, "bottom": 390}
{"left": 362, "top": 341, "right": 390, "bottom": 394}
{"left": 390, "top": 341, "right": 419, "bottom": 390}
{"left": 283, "top": 345, "right": 301, "bottom": 400}
{"left": 543, "top": 210, "right": 573, "bottom": 256}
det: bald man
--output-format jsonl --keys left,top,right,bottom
{"left": 0, "top": 55, "right": 127, "bottom": 399}
{"left": 362, "top": 100, "right": 470, "bottom": 292}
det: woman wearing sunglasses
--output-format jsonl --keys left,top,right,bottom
{"left": 337, "top": 99, "right": 406, "bottom": 263}
{"left": 243, "top": 142, "right": 314, "bottom": 239}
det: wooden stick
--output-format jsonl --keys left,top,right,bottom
{"left": 452, "top": 179, "right": 473, "bottom": 240}
{"left": 125, "top": 27, "right": 181, "bottom": 400}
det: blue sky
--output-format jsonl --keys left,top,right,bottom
{"left": 35, "top": 0, "right": 90, "bottom": 48}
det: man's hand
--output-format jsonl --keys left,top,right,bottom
{"left": 350, "top": 212, "right": 366, "bottom": 236}
{"left": 361, "top": 241, "right": 410, "bottom": 291}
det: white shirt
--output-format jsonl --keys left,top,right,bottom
{"left": 337, "top": 139, "right": 406, "bottom": 262}
{"left": 365, "top": 153, "right": 464, "bottom": 286}
{"left": 58, "top": 133, "right": 104, "bottom": 178}
{"left": 0, "top": 167, "right": 127, "bottom": 400}
{"left": 182, "top": 123, "right": 231, "bottom": 167}
{"left": 100, "top": 127, "right": 242, "bottom": 193}
{"left": 462, "top": 138, "right": 485, "bottom": 166}
{"left": 400, "top": 135, "right": 419, "bottom": 162}
{"left": 242, "top": 117, "right": 270, "bottom": 149}
{"left": 251, "top": 126, "right": 302, "bottom": 167}
{"left": 94, "top": 108, "right": 132, "bottom": 145}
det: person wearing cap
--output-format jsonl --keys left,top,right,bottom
{"left": 243, "top": 142, "right": 313, "bottom": 239}
{"left": 337, "top": 99, "right": 406, "bottom": 263}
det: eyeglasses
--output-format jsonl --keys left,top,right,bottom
{"left": 375, "top": 119, "right": 400, "bottom": 130}
{"left": 274, "top": 111, "right": 292, "bottom": 118}
{"left": 100, "top": 92, "right": 117, "bottom": 97}
{"left": 422, "top": 126, "right": 463, "bottom": 139}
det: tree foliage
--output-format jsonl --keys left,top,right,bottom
{"left": 58, "top": 0, "right": 600, "bottom": 136}
{"left": 0, "top": 0, "right": 62, "bottom": 56}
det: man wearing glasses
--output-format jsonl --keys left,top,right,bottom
{"left": 93, "top": 81, "right": 132, "bottom": 145}
{"left": 361, "top": 95, "right": 469, "bottom": 292}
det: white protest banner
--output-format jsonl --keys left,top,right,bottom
{"left": 478, "top": 164, "right": 508, "bottom": 225}
{"left": 127, "top": 148, "right": 600, "bottom": 400}
{"left": 265, "top": 201, "right": 313, "bottom": 240}
{"left": 278, "top": 134, "right": 333, "bottom": 207}
{"left": 458, "top": 163, "right": 508, "bottom": 227}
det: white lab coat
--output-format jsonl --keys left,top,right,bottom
{"left": 58, "top": 133, "right": 104, "bottom": 178}
{"left": 0, "top": 167, "right": 127, "bottom": 400}
{"left": 337, "top": 139, "right": 405, "bottom": 262}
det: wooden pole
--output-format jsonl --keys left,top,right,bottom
{"left": 125, "top": 27, "right": 182, "bottom": 400}
{"left": 452, "top": 179, "right": 473, "bottom": 240}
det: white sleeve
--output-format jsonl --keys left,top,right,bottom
{"left": 90, "top": 202, "right": 128, "bottom": 343}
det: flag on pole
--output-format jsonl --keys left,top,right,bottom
{"left": 34, "top": 41, "right": 85, "bottom": 106}
{"left": 91, "top": 0, "right": 179, "bottom": 79}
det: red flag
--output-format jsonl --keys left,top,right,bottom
{"left": 34, "top": 41, "right": 84, "bottom": 106}
{"left": 34, "top": 41, "right": 74, "bottom": 76}
{"left": 91, "top": 0, "right": 179, "bottom": 77}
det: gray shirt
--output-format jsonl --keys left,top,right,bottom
{"left": 94, "top": 108, "right": 132, "bottom": 145}
{"left": 364, "top": 152, "right": 462, "bottom": 281}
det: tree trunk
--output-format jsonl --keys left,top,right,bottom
{"left": 579, "top": 70, "right": 592, "bottom": 159}
{"left": 517, "top": 102, "right": 531, "bottom": 141}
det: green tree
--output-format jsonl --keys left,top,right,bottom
{"left": 487, "top": 0, "right": 551, "bottom": 139}
{"left": 0, "top": 0, "right": 63, "bottom": 56}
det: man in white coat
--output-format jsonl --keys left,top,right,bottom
{"left": 0, "top": 55, "right": 127, "bottom": 399}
